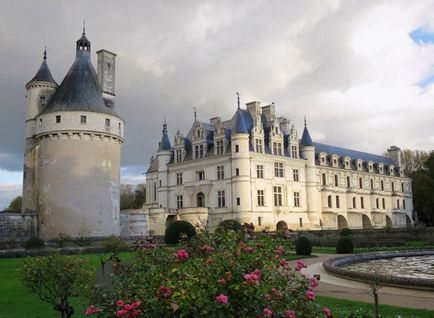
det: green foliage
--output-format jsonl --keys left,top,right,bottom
{"left": 336, "top": 237, "right": 354, "bottom": 254}
{"left": 339, "top": 228, "right": 352, "bottom": 237}
{"left": 165, "top": 220, "right": 197, "bottom": 244}
{"left": 133, "top": 184, "right": 146, "bottom": 209}
{"left": 218, "top": 219, "right": 242, "bottom": 232}
{"left": 411, "top": 152, "right": 434, "bottom": 226}
{"left": 89, "top": 227, "right": 326, "bottom": 318}
{"left": 295, "top": 236, "right": 312, "bottom": 255}
{"left": 6, "top": 196, "right": 22, "bottom": 212}
{"left": 120, "top": 184, "right": 146, "bottom": 210}
{"left": 19, "top": 255, "right": 94, "bottom": 318}
{"left": 24, "top": 237, "right": 44, "bottom": 249}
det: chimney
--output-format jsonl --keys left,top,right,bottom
{"left": 96, "top": 49, "right": 117, "bottom": 104}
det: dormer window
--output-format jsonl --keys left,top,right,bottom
{"left": 194, "top": 144, "right": 204, "bottom": 159}
{"left": 255, "top": 139, "right": 263, "bottom": 153}
{"left": 216, "top": 140, "right": 225, "bottom": 155}
{"left": 273, "top": 142, "right": 282, "bottom": 155}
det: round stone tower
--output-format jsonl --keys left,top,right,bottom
{"left": 23, "top": 29, "right": 124, "bottom": 238}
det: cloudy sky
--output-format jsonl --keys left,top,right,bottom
{"left": 1, "top": 0, "right": 434, "bottom": 209}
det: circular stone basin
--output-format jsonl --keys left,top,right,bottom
{"left": 323, "top": 250, "right": 434, "bottom": 290}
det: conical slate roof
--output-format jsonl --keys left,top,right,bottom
{"left": 26, "top": 57, "right": 57, "bottom": 86}
{"left": 231, "top": 108, "right": 252, "bottom": 134}
{"left": 41, "top": 32, "right": 120, "bottom": 117}
{"left": 158, "top": 121, "right": 171, "bottom": 151}
{"left": 300, "top": 126, "right": 313, "bottom": 146}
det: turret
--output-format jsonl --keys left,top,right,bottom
{"left": 157, "top": 120, "right": 172, "bottom": 207}
{"left": 386, "top": 146, "right": 402, "bottom": 167}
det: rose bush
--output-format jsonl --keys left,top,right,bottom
{"left": 86, "top": 224, "right": 331, "bottom": 318}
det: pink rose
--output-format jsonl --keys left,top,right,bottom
{"left": 173, "top": 249, "right": 189, "bottom": 261}
{"left": 305, "top": 290, "right": 315, "bottom": 301}
{"left": 263, "top": 307, "right": 273, "bottom": 318}
{"left": 286, "top": 310, "right": 296, "bottom": 318}
{"left": 216, "top": 293, "right": 229, "bottom": 304}
{"left": 264, "top": 293, "right": 271, "bottom": 300}
{"left": 116, "top": 300, "right": 125, "bottom": 307}
{"left": 274, "top": 246, "right": 285, "bottom": 255}
{"left": 243, "top": 247, "right": 254, "bottom": 253}
{"left": 244, "top": 269, "right": 261, "bottom": 285}
{"left": 310, "top": 278, "right": 319, "bottom": 288}
{"left": 217, "top": 278, "right": 226, "bottom": 285}
{"left": 295, "top": 260, "right": 307, "bottom": 271}
{"left": 323, "top": 308, "right": 332, "bottom": 317}
{"left": 157, "top": 285, "right": 172, "bottom": 300}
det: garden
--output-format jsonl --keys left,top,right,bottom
{"left": 1, "top": 222, "right": 434, "bottom": 318}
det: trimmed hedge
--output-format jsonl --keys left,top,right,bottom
{"left": 165, "top": 221, "right": 196, "bottom": 244}
{"left": 336, "top": 236, "right": 354, "bottom": 254}
{"left": 218, "top": 219, "right": 242, "bottom": 232}
{"left": 295, "top": 236, "right": 312, "bottom": 255}
{"left": 24, "top": 237, "right": 44, "bottom": 249}
{"left": 339, "top": 228, "right": 352, "bottom": 237}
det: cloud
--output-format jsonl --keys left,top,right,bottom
{"left": 0, "top": 0, "right": 433, "bottom": 199}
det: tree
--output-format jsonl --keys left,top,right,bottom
{"left": 6, "top": 196, "right": 22, "bottom": 212}
{"left": 133, "top": 183, "right": 146, "bottom": 208}
{"left": 411, "top": 151, "right": 434, "bottom": 225}
{"left": 400, "top": 149, "right": 429, "bottom": 176}
{"left": 120, "top": 184, "right": 135, "bottom": 210}
{"left": 20, "top": 255, "right": 94, "bottom": 318}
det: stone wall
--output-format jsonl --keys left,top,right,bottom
{"left": 120, "top": 210, "right": 148, "bottom": 237}
{"left": 0, "top": 213, "right": 37, "bottom": 242}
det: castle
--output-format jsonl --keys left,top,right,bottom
{"left": 22, "top": 28, "right": 124, "bottom": 238}
{"left": 145, "top": 99, "right": 413, "bottom": 234}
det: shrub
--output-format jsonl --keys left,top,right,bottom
{"left": 336, "top": 236, "right": 354, "bottom": 254}
{"left": 295, "top": 236, "right": 312, "bottom": 255}
{"left": 24, "top": 236, "right": 44, "bottom": 249}
{"left": 339, "top": 228, "right": 352, "bottom": 237}
{"left": 20, "top": 255, "right": 94, "bottom": 318}
{"left": 165, "top": 220, "right": 196, "bottom": 244}
{"left": 218, "top": 219, "right": 242, "bottom": 232}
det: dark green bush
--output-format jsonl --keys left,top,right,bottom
{"left": 336, "top": 236, "right": 354, "bottom": 254}
{"left": 218, "top": 219, "right": 242, "bottom": 232}
{"left": 340, "top": 228, "right": 352, "bottom": 237}
{"left": 295, "top": 236, "right": 312, "bottom": 255}
{"left": 165, "top": 220, "right": 196, "bottom": 244}
{"left": 24, "top": 236, "right": 44, "bottom": 249}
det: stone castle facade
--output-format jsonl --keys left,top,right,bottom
{"left": 145, "top": 101, "right": 413, "bottom": 234}
{"left": 22, "top": 29, "right": 124, "bottom": 238}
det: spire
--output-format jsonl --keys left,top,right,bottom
{"left": 159, "top": 120, "right": 171, "bottom": 151}
{"left": 300, "top": 118, "right": 313, "bottom": 147}
{"left": 82, "top": 19, "right": 86, "bottom": 35}
{"left": 194, "top": 107, "right": 197, "bottom": 122}
{"left": 26, "top": 48, "right": 57, "bottom": 86}
{"left": 236, "top": 92, "right": 240, "bottom": 109}
{"left": 76, "top": 25, "right": 91, "bottom": 58}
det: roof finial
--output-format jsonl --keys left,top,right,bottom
{"left": 43, "top": 47, "right": 47, "bottom": 60}
{"left": 304, "top": 116, "right": 307, "bottom": 128}
{"left": 163, "top": 118, "right": 167, "bottom": 134}
{"left": 82, "top": 19, "right": 86, "bottom": 35}
{"left": 194, "top": 107, "right": 197, "bottom": 122}
{"left": 236, "top": 92, "right": 240, "bottom": 109}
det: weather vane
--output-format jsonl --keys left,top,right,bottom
{"left": 236, "top": 92, "right": 240, "bottom": 109}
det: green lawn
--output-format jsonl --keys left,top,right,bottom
{"left": 1, "top": 252, "right": 433, "bottom": 318}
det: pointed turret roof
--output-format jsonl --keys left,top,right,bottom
{"left": 26, "top": 48, "right": 57, "bottom": 86}
{"left": 41, "top": 29, "right": 120, "bottom": 117}
{"left": 158, "top": 120, "right": 171, "bottom": 151}
{"left": 300, "top": 118, "right": 313, "bottom": 146}
{"left": 231, "top": 108, "right": 252, "bottom": 134}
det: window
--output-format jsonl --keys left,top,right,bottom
{"left": 361, "top": 197, "right": 364, "bottom": 209}
{"left": 118, "top": 122, "right": 122, "bottom": 132}
{"left": 381, "top": 180, "right": 384, "bottom": 191}
{"left": 153, "top": 182, "right": 157, "bottom": 202}
{"left": 80, "top": 115, "right": 87, "bottom": 124}
{"left": 236, "top": 197, "right": 240, "bottom": 206}
{"left": 159, "top": 180, "right": 162, "bottom": 187}
{"left": 257, "top": 165, "right": 264, "bottom": 178}
{"left": 235, "top": 168, "right": 240, "bottom": 176}
{"left": 401, "top": 183, "right": 404, "bottom": 192}
{"left": 257, "top": 190, "right": 264, "bottom": 206}
{"left": 370, "top": 179, "right": 374, "bottom": 190}
{"left": 273, "top": 142, "right": 282, "bottom": 155}
{"left": 397, "top": 199, "right": 400, "bottom": 209}
{"left": 194, "top": 144, "right": 204, "bottom": 159}
{"left": 336, "top": 195, "right": 340, "bottom": 208}
{"left": 376, "top": 198, "right": 379, "bottom": 209}
{"left": 359, "top": 178, "right": 363, "bottom": 189}
{"left": 176, "top": 173, "right": 183, "bottom": 185}
{"left": 322, "top": 174, "right": 327, "bottom": 185}
{"left": 382, "top": 198, "right": 385, "bottom": 209}
{"left": 273, "top": 186, "right": 282, "bottom": 206}
{"left": 216, "top": 140, "right": 224, "bottom": 154}
{"left": 274, "top": 162, "right": 284, "bottom": 178}
{"left": 392, "top": 182, "right": 395, "bottom": 192}
{"left": 293, "top": 169, "right": 299, "bottom": 182}
{"left": 235, "top": 144, "right": 239, "bottom": 153}
{"left": 40, "top": 96, "right": 46, "bottom": 104}
{"left": 291, "top": 145, "right": 298, "bottom": 158}
{"left": 256, "top": 139, "right": 263, "bottom": 153}
{"left": 176, "top": 149, "right": 183, "bottom": 163}
{"left": 56, "top": 115, "right": 61, "bottom": 123}
{"left": 217, "top": 165, "right": 224, "bottom": 180}
{"left": 177, "top": 195, "right": 183, "bottom": 209}
{"left": 39, "top": 118, "right": 42, "bottom": 127}
{"left": 105, "top": 118, "right": 110, "bottom": 126}
{"left": 294, "top": 192, "right": 300, "bottom": 207}
{"left": 197, "top": 171, "right": 205, "bottom": 181}
{"left": 347, "top": 176, "right": 350, "bottom": 188}
{"left": 353, "top": 197, "right": 356, "bottom": 208}
{"left": 334, "top": 175, "right": 339, "bottom": 187}
{"left": 299, "top": 218, "right": 303, "bottom": 228}
{"left": 218, "top": 191, "right": 225, "bottom": 208}
{"left": 258, "top": 217, "right": 262, "bottom": 226}
{"left": 403, "top": 199, "right": 406, "bottom": 210}
{"left": 327, "top": 195, "right": 332, "bottom": 208}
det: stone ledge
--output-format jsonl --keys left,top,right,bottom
{"left": 323, "top": 250, "right": 434, "bottom": 290}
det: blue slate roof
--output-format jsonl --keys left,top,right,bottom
{"left": 313, "top": 142, "right": 394, "bottom": 165}
{"left": 300, "top": 126, "right": 313, "bottom": 146}
{"left": 231, "top": 109, "right": 253, "bottom": 134}
{"left": 27, "top": 59, "right": 58, "bottom": 86}
{"left": 159, "top": 123, "right": 171, "bottom": 151}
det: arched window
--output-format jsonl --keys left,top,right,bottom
{"left": 403, "top": 199, "right": 406, "bottom": 210}
{"left": 353, "top": 197, "right": 356, "bottom": 209}
{"left": 376, "top": 198, "right": 379, "bottom": 209}
{"left": 327, "top": 195, "right": 332, "bottom": 208}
